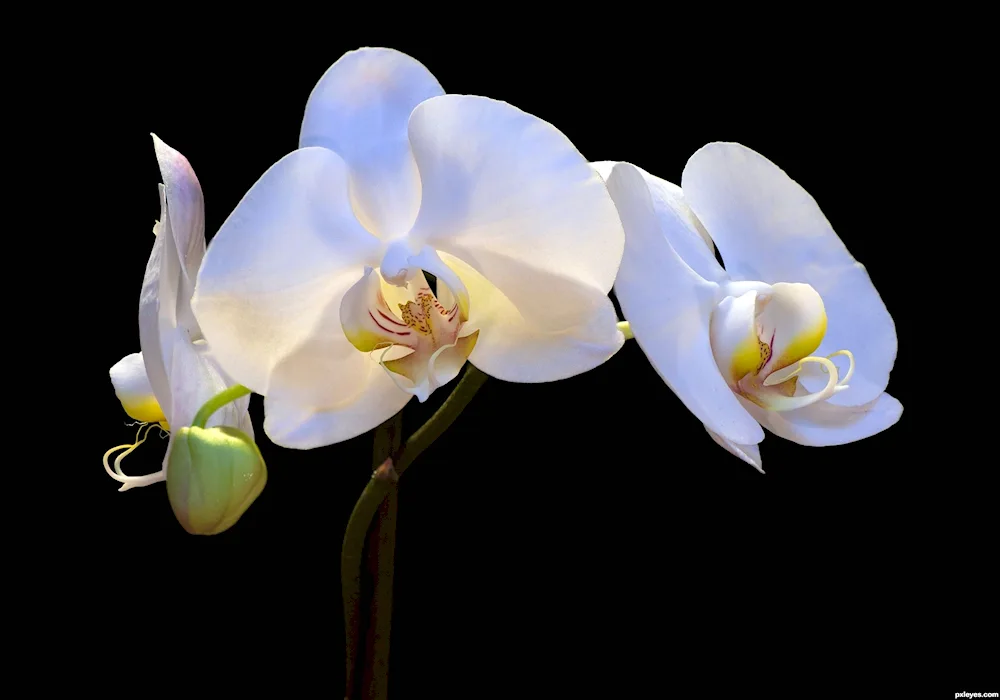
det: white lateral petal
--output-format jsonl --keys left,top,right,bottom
{"left": 607, "top": 162, "right": 764, "bottom": 446}
{"left": 408, "top": 95, "right": 624, "bottom": 322}
{"left": 439, "top": 252, "right": 624, "bottom": 382}
{"left": 705, "top": 427, "right": 764, "bottom": 473}
{"left": 592, "top": 161, "right": 718, "bottom": 271}
{"left": 138, "top": 226, "right": 172, "bottom": 418}
{"left": 263, "top": 365, "right": 411, "bottom": 449}
{"left": 300, "top": 47, "right": 444, "bottom": 238}
{"left": 681, "top": 142, "right": 896, "bottom": 406}
{"left": 151, "top": 134, "right": 206, "bottom": 336}
{"left": 738, "top": 392, "right": 903, "bottom": 448}
{"left": 633, "top": 165, "right": 722, "bottom": 282}
{"left": 192, "top": 147, "right": 381, "bottom": 406}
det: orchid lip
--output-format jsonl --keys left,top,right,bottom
{"left": 341, "top": 259, "right": 477, "bottom": 402}
{"left": 711, "top": 283, "right": 858, "bottom": 414}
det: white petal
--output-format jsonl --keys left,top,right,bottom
{"left": 681, "top": 142, "right": 897, "bottom": 405}
{"left": 706, "top": 427, "right": 764, "bottom": 473}
{"left": 591, "top": 160, "right": 616, "bottom": 182}
{"left": 592, "top": 161, "right": 719, "bottom": 276}
{"left": 263, "top": 364, "right": 411, "bottom": 449}
{"left": 151, "top": 134, "right": 206, "bottom": 337}
{"left": 192, "top": 147, "right": 381, "bottom": 409}
{"left": 193, "top": 339, "right": 255, "bottom": 440}
{"left": 633, "top": 165, "right": 722, "bottom": 282}
{"left": 607, "top": 162, "right": 764, "bottom": 446}
{"left": 109, "top": 352, "right": 167, "bottom": 425}
{"left": 138, "top": 227, "right": 172, "bottom": 418}
{"left": 407, "top": 95, "right": 624, "bottom": 317}
{"left": 165, "top": 328, "right": 252, "bottom": 438}
{"left": 739, "top": 392, "right": 903, "bottom": 447}
{"left": 299, "top": 47, "right": 444, "bottom": 238}
{"left": 439, "top": 252, "right": 624, "bottom": 382}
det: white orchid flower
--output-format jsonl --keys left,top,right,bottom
{"left": 192, "top": 47, "right": 625, "bottom": 449}
{"left": 106, "top": 135, "right": 253, "bottom": 490}
{"left": 596, "top": 144, "right": 901, "bottom": 472}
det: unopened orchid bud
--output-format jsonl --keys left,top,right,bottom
{"left": 166, "top": 425, "right": 266, "bottom": 535}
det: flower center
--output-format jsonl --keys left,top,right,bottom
{"left": 341, "top": 258, "right": 479, "bottom": 402}
{"left": 709, "top": 282, "right": 855, "bottom": 412}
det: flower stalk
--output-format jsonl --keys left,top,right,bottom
{"left": 343, "top": 364, "right": 489, "bottom": 699}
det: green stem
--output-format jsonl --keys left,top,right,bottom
{"left": 342, "top": 364, "right": 489, "bottom": 698}
{"left": 363, "top": 488, "right": 398, "bottom": 700}
{"left": 394, "top": 364, "right": 489, "bottom": 475}
{"left": 191, "top": 384, "right": 252, "bottom": 429}
{"left": 344, "top": 413, "right": 402, "bottom": 700}
{"left": 616, "top": 320, "right": 633, "bottom": 340}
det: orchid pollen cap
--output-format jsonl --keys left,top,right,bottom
{"left": 166, "top": 425, "right": 267, "bottom": 535}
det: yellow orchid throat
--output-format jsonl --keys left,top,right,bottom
{"left": 711, "top": 282, "right": 855, "bottom": 412}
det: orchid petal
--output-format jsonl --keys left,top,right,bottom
{"left": 151, "top": 134, "right": 206, "bottom": 337}
{"left": 138, "top": 224, "right": 172, "bottom": 418}
{"left": 407, "top": 95, "right": 624, "bottom": 334}
{"left": 607, "top": 162, "right": 764, "bottom": 446}
{"left": 192, "top": 147, "right": 381, "bottom": 410}
{"left": 165, "top": 328, "right": 251, "bottom": 437}
{"left": 681, "top": 142, "right": 897, "bottom": 405}
{"left": 738, "top": 391, "right": 902, "bottom": 447}
{"left": 262, "top": 365, "right": 411, "bottom": 449}
{"left": 706, "top": 427, "right": 764, "bottom": 473}
{"left": 593, "top": 160, "right": 719, "bottom": 275}
{"left": 300, "top": 47, "right": 444, "bottom": 238}
{"left": 438, "top": 252, "right": 624, "bottom": 382}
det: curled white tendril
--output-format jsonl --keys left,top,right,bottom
{"left": 102, "top": 422, "right": 167, "bottom": 492}
{"left": 757, "top": 349, "right": 856, "bottom": 412}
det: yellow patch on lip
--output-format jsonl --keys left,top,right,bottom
{"left": 770, "top": 315, "right": 827, "bottom": 373}
{"left": 121, "top": 395, "right": 167, "bottom": 425}
{"left": 729, "top": 331, "right": 768, "bottom": 383}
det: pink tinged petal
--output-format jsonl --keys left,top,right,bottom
{"left": 705, "top": 427, "right": 764, "bottom": 473}
{"left": 681, "top": 142, "right": 897, "bottom": 406}
{"left": 138, "top": 226, "right": 172, "bottom": 418}
{"left": 192, "top": 147, "right": 381, "bottom": 408}
{"left": 407, "top": 94, "right": 624, "bottom": 307}
{"left": 738, "top": 392, "right": 903, "bottom": 448}
{"left": 299, "top": 47, "right": 444, "bottom": 239}
{"left": 606, "top": 162, "right": 764, "bottom": 447}
{"left": 151, "top": 134, "right": 206, "bottom": 337}
{"left": 262, "top": 367, "right": 411, "bottom": 450}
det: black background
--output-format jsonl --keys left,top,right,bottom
{"left": 56, "top": 24, "right": 988, "bottom": 698}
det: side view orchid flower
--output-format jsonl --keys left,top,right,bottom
{"left": 105, "top": 135, "right": 259, "bottom": 530}
{"left": 192, "top": 47, "right": 626, "bottom": 449}
{"left": 595, "top": 144, "right": 902, "bottom": 471}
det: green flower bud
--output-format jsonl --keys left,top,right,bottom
{"left": 166, "top": 425, "right": 267, "bottom": 535}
